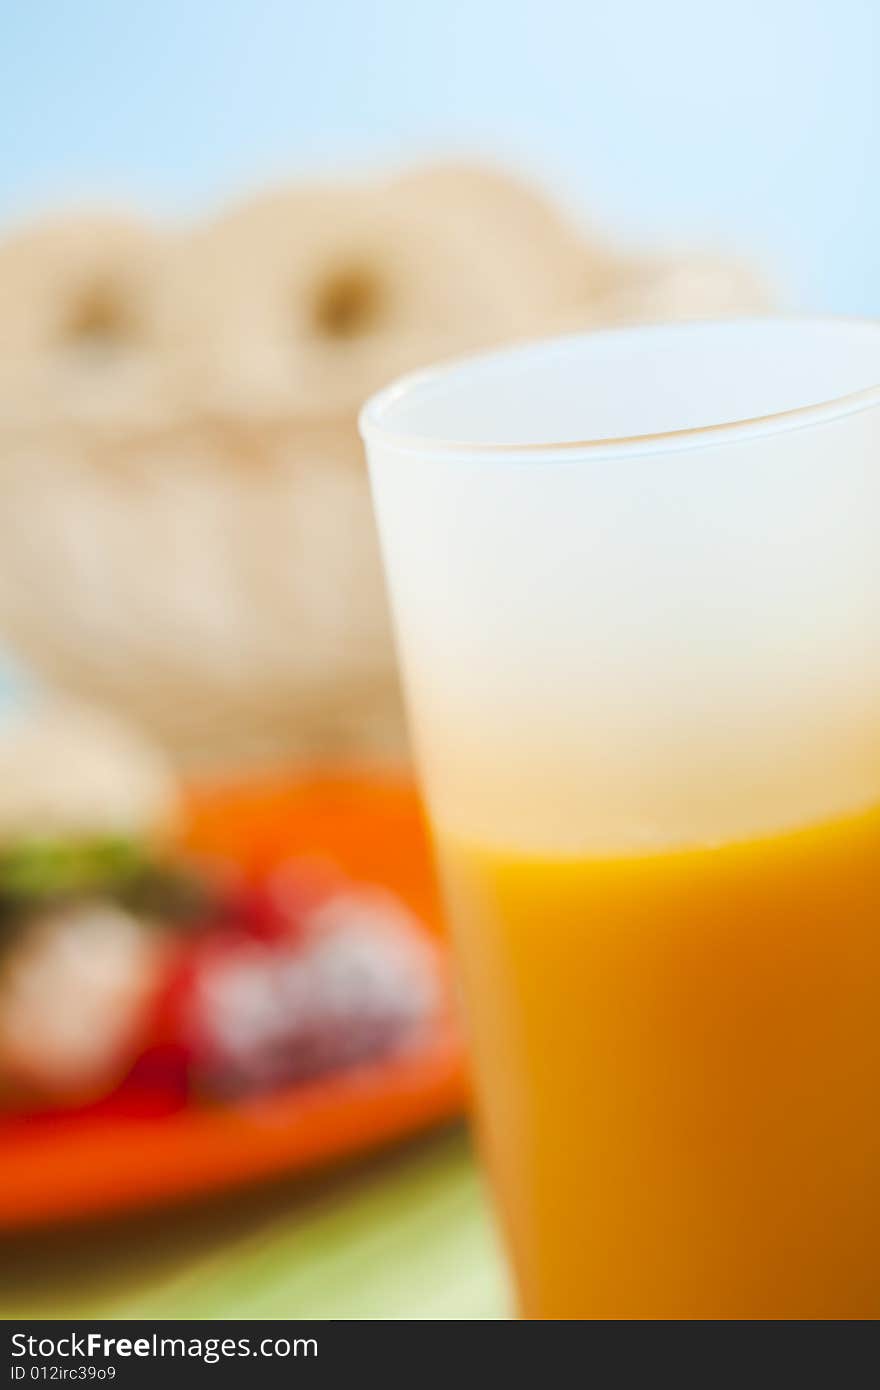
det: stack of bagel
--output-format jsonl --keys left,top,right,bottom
{"left": 0, "top": 164, "right": 770, "bottom": 768}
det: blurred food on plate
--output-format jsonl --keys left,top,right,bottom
{"left": 0, "top": 164, "right": 772, "bottom": 770}
{"left": 0, "top": 702, "right": 464, "bottom": 1224}
{"left": 0, "top": 698, "right": 181, "bottom": 1103}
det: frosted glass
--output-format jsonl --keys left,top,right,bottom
{"left": 362, "top": 318, "right": 880, "bottom": 852}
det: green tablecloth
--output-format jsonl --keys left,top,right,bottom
{"left": 1, "top": 1126, "right": 510, "bottom": 1320}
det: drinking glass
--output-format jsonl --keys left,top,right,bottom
{"left": 360, "top": 318, "right": 880, "bottom": 1319}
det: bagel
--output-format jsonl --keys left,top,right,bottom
{"left": 390, "top": 161, "right": 616, "bottom": 322}
{"left": 586, "top": 251, "right": 774, "bottom": 326}
{"left": 148, "top": 174, "right": 592, "bottom": 419}
{"left": 0, "top": 210, "right": 160, "bottom": 358}
{"left": 0, "top": 210, "right": 178, "bottom": 432}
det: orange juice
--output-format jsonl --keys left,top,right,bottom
{"left": 363, "top": 318, "right": 880, "bottom": 1318}
{"left": 440, "top": 803, "right": 880, "bottom": 1320}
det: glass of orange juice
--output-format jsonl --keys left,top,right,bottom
{"left": 360, "top": 319, "right": 880, "bottom": 1320}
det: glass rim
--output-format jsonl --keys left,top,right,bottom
{"left": 359, "top": 314, "right": 880, "bottom": 462}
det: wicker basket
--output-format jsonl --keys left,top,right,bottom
{"left": 0, "top": 166, "right": 770, "bottom": 770}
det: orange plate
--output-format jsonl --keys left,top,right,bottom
{"left": 0, "top": 771, "right": 467, "bottom": 1231}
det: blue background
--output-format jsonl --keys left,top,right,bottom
{"left": 0, "top": 1, "right": 877, "bottom": 311}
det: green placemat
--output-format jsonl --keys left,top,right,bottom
{"left": 1, "top": 1126, "right": 509, "bottom": 1320}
